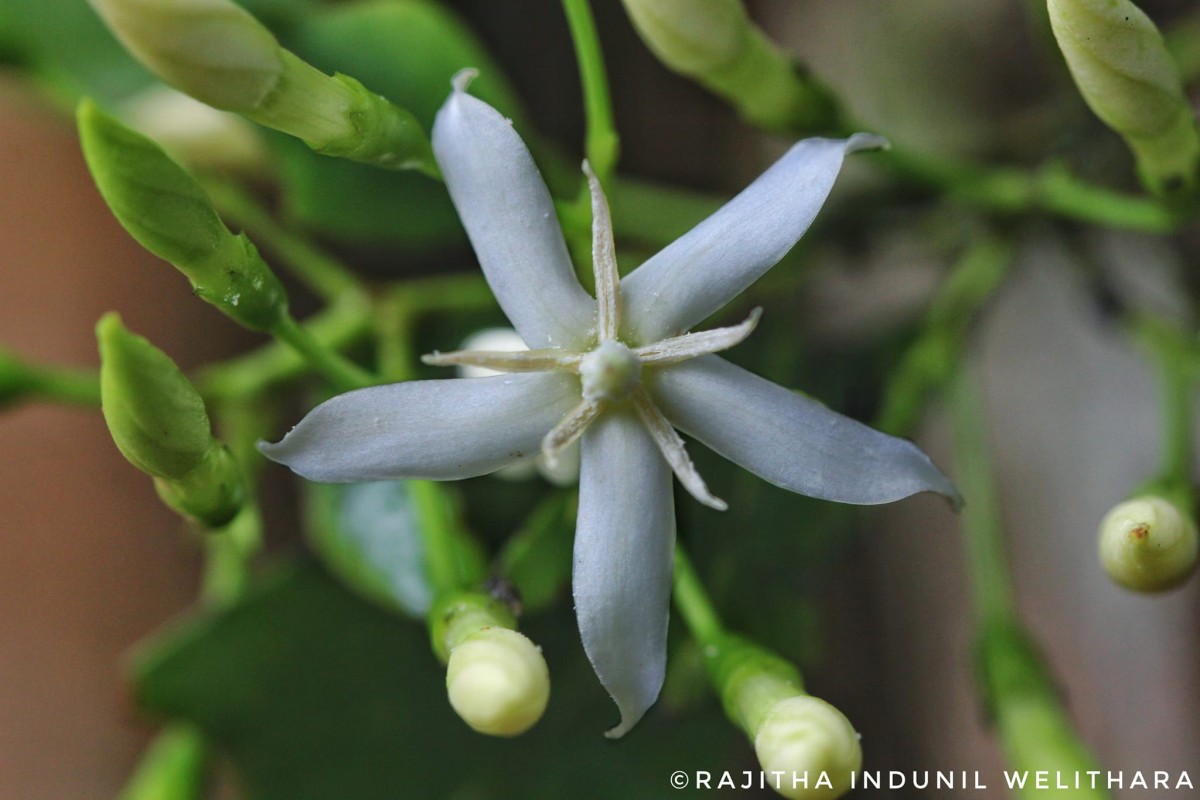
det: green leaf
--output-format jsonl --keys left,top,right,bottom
{"left": 496, "top": 491, "right": 576, "bottom": 613}
{"left": 269, "top": 0, "right": 528, "bottom": 249}
{"left": 306, "top": 480, "right": 435, "bottom": 619}
{"left": 134, "top": 561, "right": 741, "bottom": 800}
{"left": 0, "top": 0, "right": 154, "bottom": 103}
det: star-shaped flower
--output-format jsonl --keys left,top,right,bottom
{"left": 261, "top": 72, "right": 958, "bottom": 737}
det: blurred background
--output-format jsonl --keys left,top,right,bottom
{"left": 0, "top": 1, "right": 1197, "bottom": 798}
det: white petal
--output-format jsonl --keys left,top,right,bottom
{"left": 621, "top": 135, "right": 883, "bottom": 342}
{"left": 433, "top": 76, "right": 596, "bottom": 349}
{"left": 259, "top": 373, "right": 578, "bottom": 482}
{"left": 651, "top": 356, "right": 960, "bottom": 505}
{"left": 574, "top": 409, "right": 675, "bottom": 738}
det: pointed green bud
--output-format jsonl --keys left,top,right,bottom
{"left": 1098, "top": 495, "right": 1198, "bottom": 591}
{"left": 86, "top": 0, "right": 436, "bottom": 174}
{"left": 1048, "top": 0, "right": 1200, "bottom": 195}
{"left": 97, "top": 313, "right": 244, "bottom": 527}
{"left": 445, "top": 627, "right": 550, "bottom": 737}
{"left": 704, "top": 633, "right": 859, "bottom": 799}
{"left": 619, "top": 0, "right": 838, "bottom": 132}
{"left": 78, "top": 100, "right": 287, "bottom": 332}
{"left": 430, "top": 592, "right": 548, "bottom": 736}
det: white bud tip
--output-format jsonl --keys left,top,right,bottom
{"left": 1098, "top": 496, "right": 1199, "bottom": 593}
{"left": 446, "top": 628, "right": 550, "bottom": 737}
{"left": 754, "top": 696, "right": 863, "bottom": 800}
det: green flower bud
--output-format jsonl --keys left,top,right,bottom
{"left": 86, "top": 0, "right": 436, "bottom": 174}
{"left": 1048, "top": 0, "right": 1200, "bottom": 195}
{"left": 1098, "top": 495, "right": 1198, "bottom": 591}
{"left": 619, "top": 0, "right": 838, "bottom": 132}
{"left": 754, "top": 697, "right": 863, "bottom": 800}
{"left": 78, "top": 100, "right": 288, "bottom": 332}
{"left": 97, "top": 313, "right": 244, "bottom": 527}
{"left": 445, "top": 627, "right": 550, "bottom": 737}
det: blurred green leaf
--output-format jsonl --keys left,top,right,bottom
{"left": 134, "top": 561, "right": 744, "bottom": 799}
{"left": 307, "top": 480, "right": 434, "bottom": 619}
{"left": 495, "top": 491, "right": 576, "bottom": 613}
{"left": 271, "top": 0, "right": 528, "bottom": 250}
{"left": 0, "top": 0, "right": 153, "bottom": 102}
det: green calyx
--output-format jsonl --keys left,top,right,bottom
{"left": 78, "top": 100, "right": 288, "bottom": 332}
{"left": 427, "top": 591, "right": 518, "bottom": 664}
{"left": 704, "top": 632, "right": 805, "bottom": 735}
{"left": 97, "top": 313, "right": 245, "bottom": 527}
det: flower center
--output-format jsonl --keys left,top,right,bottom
{"left": 579, "top": 341, "right": 641, "bottom": 403}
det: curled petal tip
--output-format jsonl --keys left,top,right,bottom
{"left": 603, "top": 710, "right": 645, "bottom": 740}
{"left": 451, "top": 68, "right": 479, "bottom": 93}
{"left": 846, "top": 133, "right": 889, "bottom": 154}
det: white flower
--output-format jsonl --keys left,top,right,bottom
{"left": 260, "top": 71, "right": 959, "bottom": 738}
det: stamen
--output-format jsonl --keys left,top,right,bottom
{"left": 422, "top": 349, "right": 581, "bottom": 373}
{"left": 542, "top": 399, "right": 602, "bottom": 465}
{"left": 631, "top": 388, "right": 727, "bottom": 511}
{"left": 634, "top": 308, "right": 762, "bottom": 366}
{"left": 584, "top": 160, "right": 621, "bottom": 342}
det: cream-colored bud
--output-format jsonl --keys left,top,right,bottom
{"left": 1048, "top": 0, "right": 1199, "bottom": 193}
{"left": 122, "top": 86, "right": 268, "bottom": 174}
{"left": 1099, "top": 495, "right": 1198, "bottom": 592}
{"left": 754, "top": 696, "right": 862, "bottom": 800}
{"left": 87, "top": 0, "right": 283, "bottom": 112}
{"left": 446, "top": 628, "right": 550, "bottom": 737}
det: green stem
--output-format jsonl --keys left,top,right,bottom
{"left": 199, "top": 298, "right": 372, "bottom": 399}
{"left": 269, "top": 313, "right": 376, "bottom": 392}
{"left": 875, "top": 236, "right": 1013, "bottom": 437}
{"left": 22, "top": 364, "right": 102, "bottom": 407}
{"left": 672, "top": 544, "right": 725, "bottom": 646}
{"left": 950, "top": 368, "right": 1017, "bottom": 626}
{"left": 876, "top": 148, "right": 1187, "bottom": 233}
{"left": 562, "top": 0, "right": 619, "bottom": 187}
{"left": 206, "top": 181, "right": 367, "bottom": 303}
{"left": 1131, "top": 316, "right": 1196, "bottom": 497}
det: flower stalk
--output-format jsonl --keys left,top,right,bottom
{"left": 675, "top": 547, "right": 861, "bottom": 800}
{"left": 952, "top": 370, "right": 1112, "bottom": 797}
